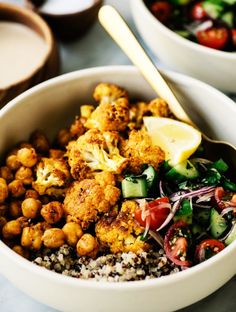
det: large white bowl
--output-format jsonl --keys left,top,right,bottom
{"left": 0, "top": 66, "right": 236, "bottom": 312}
{"left": 131, "top": 0, "right": 236, "bottom": 93}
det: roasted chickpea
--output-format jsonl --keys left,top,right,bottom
{"left": 21, "top": 223, "right": 44, "bottom": 250}
{"left": 6, "top": 155, "right": 21, "bottom": 171}
{"left": 0, "top": 178, "right": 8, "bottom": 203}
{"left": 8, "top": 180, "right": 26, "bottom": 198}
{"left": 2, "top": 220, "right": 21, "bottom": 239}
{"left": 49, "top": 149, "right": 65, "bottom": 159}
{"left": 41, "top": 201, "right": 64, "bottom": 224}
{"left": 22, "top": 198, "right": 42, "bottom": 219}
{"left": 17, "top": 147, "right": 37, "bottom": 167}
{"left": 25, "top": 189, "right": 39, "bottom": 199}
{"left": 62, "top": 222, "right": 83, "bottom": 246}
{"left": 0, "top": 166, "right": 13, "bottom": 183}
{"left": 0, "top": 204, "right": 8, "bottom": 217}
{"left": 42, "top": 228, "right": 65, "bottom": 248}
{"left": 9, "top": 200, "right": 22, "bottom": 218}
{"left": 15, "top": 166, "right": 33, "bottom": 185}
{"left": 56, "top": 129, "right": 71, "bottom": 148}
{"left": 12, "top": 245, "right": 29, "bottom": 259}
{"left": 30, "top": 130, "right": 50, "bottom": 154}
{"left": 76, "top": 234, "right": 99, "bottom": 258}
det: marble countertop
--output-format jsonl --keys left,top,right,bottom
{"left": 1, "top": 0, "right": 236, "bottom": 311}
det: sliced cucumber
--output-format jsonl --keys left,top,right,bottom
{"left": 202, "top": 2, "right": 223, "bottom": 19}
{"left": 174, "top": 199, "right": 193, "bottom": 224}
{"left": 210, "top": 208, "right": 228, "bottom": 239}
{"left": 142, "top": 165, "right": 157, "bottom": 190}
{"left": 225, "top": 222, "right": 236, "bottom": 245}
{"left": 221, "top": 11, "right": 234, "bottom": 28}
{"left": 165, "top": 160, "right": 199, "bottom": 182}
{"left": 121, "top": 177, "right": 148, "bottom": 198}
{"left": 175, "top": 30, "right": 190, "bottom": 38}
{"left": 211, "top": 159, "right": 229, "bottom": 173}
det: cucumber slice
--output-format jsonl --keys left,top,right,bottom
{"left": 171, "top": 0, "right": 191, "bottom": 5}
{"left": 142, "top": 165, "right": 157, "bottom": 190}
{"left": 211, "top": 159, "right": 229, "bottom": 173}
{"left": 175, "top": 30, "right": 191, "bottom": 38}
{"left": 210, "top": 208, "right": 228, "bottom": 238}
{"left": 174, "top": 199, "right": 193, "bottom": 224}
{"left": 166, "top": 160, "right": 199, "bottom": 182}
{"left": 225, "top": 222, "right": 236, "bottom": 245}
{"left": 121, "top": 177, "right": 148, "bottom": 198}
{"left": 202, "top": 2, "right": 223, "bottom": 19}
{"left": 221, "top": 11, "right": 234, "bottom": 28}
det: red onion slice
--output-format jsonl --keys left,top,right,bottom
{"left": 149, "top": 230, "right": 164, "bottom": 248}
{"left": 156, "top": 200, "right": 181, "bottom": 232}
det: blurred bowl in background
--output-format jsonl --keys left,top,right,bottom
{"left": 131, "top": 0, "right": 236, "bottom": 93}
{"left": 26, "top": 0, "right": 103, "bottom": 41}
{"left": 0, "top": 2, "right": 59, "bottom": 108}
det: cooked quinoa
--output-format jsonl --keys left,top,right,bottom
{"left": 33, "top": 245, "right": 180, "bottom": 282}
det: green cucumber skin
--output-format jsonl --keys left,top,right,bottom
{"left": 210, "top": 208, "right": 228, "bottom": 239}
{"left": 142, "top": 165, "right": 157, "bottom": 190}
{"left": 166, "top": 160, "right": 199, "bottom": 182}
{"left": 225, "top": 222, "right": 236, "bottom": 245}
{"left": 121, "top": 178, "right": 148, "bottom": 198}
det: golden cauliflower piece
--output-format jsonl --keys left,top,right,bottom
{"left": 129, "top": 98, "right": 171, "bottom": 129}
{"left": 95, "top": 200, "right": 149, "bottom": 254}
{"left": 85, "top": 83, "right": 129, "bottom": 131}
{"left": 120, "top": 129, "right": 165, "bottom": 174}
{"left": 67, "top": 129, "right": 128, "bottom": 180}
{"left": 33, "top": 158, "right": 70, "bottom": 196}
{"left": 64, "top": 174, "right": 120, "bottom": 229}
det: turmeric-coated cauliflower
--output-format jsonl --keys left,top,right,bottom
{"left": 33, "top": 158, "right": 70, "bottom": 196}
{"left": 85, "top": 83, "right": 130, "bottom": 131}
{"left": 67, "top": 129, "right": 128, "bottom": 180}
{"left": 120, "top": 129, "right": 165, "bottom": 174}
{"left": 64, "top": 173, "right": 120, "bottom": 229}
{"left": 95, "top": 200, "right": 149, "bottom": 254}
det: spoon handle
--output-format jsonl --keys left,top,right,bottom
{"left": 99, "top": 5, "right": 193, "bottom": 125}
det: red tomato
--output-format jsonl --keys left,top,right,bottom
{"left": 164, "top": 221, "right": 192, "bottom": 267}
{"left": 214, "top": 187, "right": 226, "bottom": 210}
{"left": 191, "top": 2, "right": 207, "bottom": 20}
{"left": 135, "top": 197, "right": 170, "bottom": 230}
{"left": 150, "top": 1, "right": 172, "bottom": 23}
{"left": 195, "top": 239, "right": 225, "bottom": 263}
{"left": 197, "top": 27, "right": 229, "bottom": 50}
{"left": 232, "top": 29, "right": 236, "bottom": 46}
{"left": 214, "top": 187, "right": 236, "bottom": 210}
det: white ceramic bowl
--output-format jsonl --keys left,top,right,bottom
{"left": 0, "top": 66, "right": 236, "bottom": 312}
{"left": 131, "top": 0, "right": 236, "bottom": 93}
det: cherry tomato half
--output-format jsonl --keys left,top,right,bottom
{"left": 150, "top": 1, "right": 172, "bottom": 23}
{"left": 135, "top": 197, "right": 170, "bottom": 230}
{"left": 195, "top": 239, "right": 225, "bottom": 263}
{"left": 164, "top": 221, "right": 192, "bottom": 267}
{"left": 197, "top": 27, "right": 229, "bottom": 50}
{"left": 191, "top": 2, "right": 207, "bottom": 21}
{"left": 232, "top": 29, "right": 236, "bottom": 46}
{"left": 214, "top": 187, "right": 236, "bottom": 211}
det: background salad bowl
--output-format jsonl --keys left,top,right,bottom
{"left": 0, "top": 66, "right": 236, "bottom": 312}
{"left": 131, "top": 0, "right": 236, "bottom": 93}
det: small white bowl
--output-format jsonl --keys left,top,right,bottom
{"left": 0, "top": 66, "right": 236, "bottom": 312}
{"left": 131, "top": 0, "right": 236, "bottom": 93}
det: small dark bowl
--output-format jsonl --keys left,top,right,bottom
{"left": 26, "top": 0, "right": 103, "bottom": 41}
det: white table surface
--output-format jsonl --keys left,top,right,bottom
{"left": 1, "top": 0, "right": 236, "bottom": 311}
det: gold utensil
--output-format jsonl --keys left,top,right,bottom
{"left": 98, "top": 5, "right": 236, "bottom": 173}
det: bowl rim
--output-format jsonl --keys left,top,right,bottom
{"left": 133, "top": 0, "right": 236, "bottom": 60}
{"left": 0, "top": 65, "right": 236, "bottom": 290}
{"left": 27, "top": 0, "right": 103, "bottom": 18}
{"left": 0, "top": 2, "right": 53, "bottom": 92}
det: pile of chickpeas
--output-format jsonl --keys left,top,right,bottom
{"left": 0, "top": 129, "right": 99, "bottom": 259}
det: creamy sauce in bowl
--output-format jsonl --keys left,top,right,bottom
{"left": 39, "top": 0, "right": 95, "bottom": 15}
{"left": 0, "top": 21, "right": 48, "bottom": 89}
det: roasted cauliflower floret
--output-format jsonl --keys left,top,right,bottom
{"left": 95, "top": 201, "right": 149, "bottom": 254}
{"left": 129, "top": 98, "right": 171, "bottom": 129}
{"left": 64, "top": 176, "right": 120, "bottom": 229}
{"left": 33, "top": 158, "right": 70, "bottom": 196}
{"left": 85, "top": 83, "right": 129, "bottom": 131}
{"left": 120, "top": 129, "right": 165, "bottom": 174}
{"left": 67, "top": 129, "right": 128, "bottom": 180}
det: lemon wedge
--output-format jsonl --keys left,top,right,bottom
{"left": 143, "top": 117, "right": 202, "bottom": 166}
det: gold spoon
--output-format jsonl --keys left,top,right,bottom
{"left": 98, "top": 5, "right": 236, "bottom": 174}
